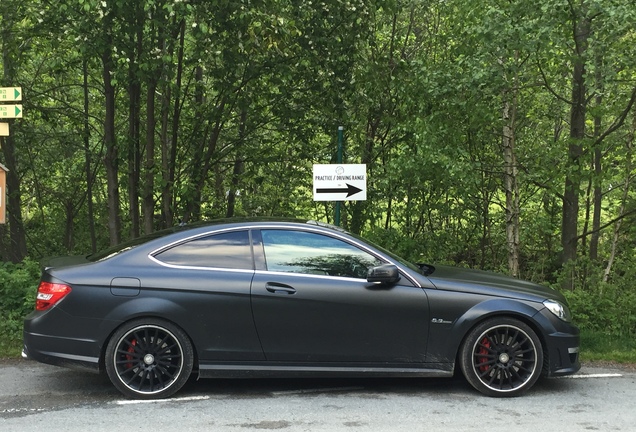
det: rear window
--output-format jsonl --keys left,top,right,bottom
{"left": 153, "top": 230, "right": 253, "bottom": 270}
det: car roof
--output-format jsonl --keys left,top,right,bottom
{"left": 88, "top": 218, "right": 348, "bottom": 262}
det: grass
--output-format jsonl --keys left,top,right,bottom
{"left": 580, "top": 330, "right": 636, "bottom": 364}
{"left": 0, "top": 337, "right": 24, "bottom": 359}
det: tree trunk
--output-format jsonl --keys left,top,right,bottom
{"left": 161, "top": 19, "right": 185, "bottom": 229}
{"left": 127, "top": 65, "right": 141, "bottom": 239}
{"left": 227, "top": 108, "right": 247, "bottom": 218}
{"left": 63, "top": 200, "right": 74, "bottom": 251}
{"left": 126, "top": 4, "right": 143, "bottom": 239}
{"left": 182, "top": 65, "right": 207, "bottom": 223}
{"left": 83, "top": 59, "right": 97, "bottom": 253}
{"left": 143, "top": 80, "right": 157, "bottom": 234}
{"left": 102, "top": 32, "right": 122, "bottom": 246}
{"left": 560, "top": 5, "right": 590, "bottom": 288}
{"left": 604, "top": 127, "right": 632, "bottom": 282}
{"left": 160, "top": 80, "right": 172, "bottom": 228}
{"left": 589, "top": 52, "right": 604, "bottom": 261}
{"left": 502, "top": 94, "right": 520, "bottom": 277}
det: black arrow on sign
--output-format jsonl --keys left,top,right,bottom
{"left": 317, "top": 183, "right": 363, "bottom": 197}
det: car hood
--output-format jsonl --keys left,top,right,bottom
{"left": 425, "top": 265, "right": 565, "bottom": 302}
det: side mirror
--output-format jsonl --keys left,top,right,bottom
{"left": 367, "top": 264, "right": 401, "bottom": 284}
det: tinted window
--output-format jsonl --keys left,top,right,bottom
{"left": 87, "top": 222, "right": 222, "bottom": 262}
{"left": 261, "top": 230, "right": 382, "bottom": 278}
{"left": 154, "top": 230, "right": 252, "bottom": 270}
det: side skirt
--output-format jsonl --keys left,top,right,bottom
{"left": 197, "top": 363, "right": 455, "bottom": 379}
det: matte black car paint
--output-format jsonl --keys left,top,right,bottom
{"left": 23, "top": 220, "right": 580, "bottom": 398}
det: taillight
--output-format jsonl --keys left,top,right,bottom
{"left": 36, "top": 281, "right": 72, "bottom": 311}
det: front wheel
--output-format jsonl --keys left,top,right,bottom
{"left": 459, "top": 317, "right": 543, "bottom": 397}
{"left": 105, "top": 318, "right": 194, "bottom": 399}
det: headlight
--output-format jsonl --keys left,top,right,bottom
{"left": 543, "top": 299, "right": 572, "bottom": 322}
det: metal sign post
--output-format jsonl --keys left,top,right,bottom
{"left": 0, "top": 87, "right": 21, "bottom": 224}
{"left": 0, "top": 164, "right": 7, "bottom": 224}
{"left": 335, "top": 126, "right": 344, "bottom": 226}
{"left": 312, "top": 127, "right": 367, "bottom": 227}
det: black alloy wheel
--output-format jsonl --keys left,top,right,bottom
{"left": 459, "top": 317, "right": 543, "bottom": 397}
{"left": 105, "top": 318, "right": 194, "bottom": 399}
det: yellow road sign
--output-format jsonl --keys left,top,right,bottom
{"left": 0, "top": 87, "right": 22, "bottom": 102}
{"left": 0, "top": 105, "right": 22, "bottom": 119}
{"left": 0, "top": 123, "right": 8, "bottom": 136}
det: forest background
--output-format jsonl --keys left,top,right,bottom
{"left": 1, "top": 0, "right": 636, "bottom": 359}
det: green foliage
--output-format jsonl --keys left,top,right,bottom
{"left": 556, "top": 257, "right": 636, "bottom": 337}
{"left": 580, "top": 330, "right": 636, "bottom": 364}
{"left": 0, "top": 260, "right": 40, "bottom": 356}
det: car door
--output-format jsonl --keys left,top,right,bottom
{"left": 250, "top": 228, "right": 430, "bottom": 364}
{"left": 149, "top": 229, "right": 264, "bottom": 362}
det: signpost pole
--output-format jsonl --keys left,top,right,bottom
{"left": 335, "top": 126, "right": 344, "bottom": 226}
{"left": 0, "top": 87, "right": 22, "bottom": 224}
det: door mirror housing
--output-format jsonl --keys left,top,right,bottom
{"left": 367, "top": 264, "right": 401, "bottom": 284}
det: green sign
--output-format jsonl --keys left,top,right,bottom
{"left": 0, "top": 105, "right": 22, "bottom": 119}
{"left": 0, "top": 87, "right": 21, "bottom": 102}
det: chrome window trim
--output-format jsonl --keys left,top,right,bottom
{"left": 254, "top": 269, "right": 368, "bottom": 283}
{"left": 148, "top": 226, "right": 253, "bottom": 271}
{"left": 146, "top": 223, "right": 421, "bottom": 288}
{"left": 147, "top": 258, "right": 257, "bottom": 275}
{"left": 149, "top": 226, "right": 251, "bottom": 257}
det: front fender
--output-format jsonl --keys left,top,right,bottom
{"left": 426, "top": 294, "right": 544, "bottom": 364}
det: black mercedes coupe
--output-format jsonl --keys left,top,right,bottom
{"left": 23, "top": 220, "right": 580, "bottom": 399}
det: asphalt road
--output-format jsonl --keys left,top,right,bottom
{"left": 0, "top": 359, "right": 634, "bottom": 432}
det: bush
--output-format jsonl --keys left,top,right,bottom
{"left": 580, "top": 330, "right": 636, "bottom": 363}
{"left": 0, "top": 259, "right": 40, "bottom": 356}
{"left": 555, "top": 258, "right": 636, "bottom": 337}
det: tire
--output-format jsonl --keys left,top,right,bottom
{"left": 105, "top": 318, "right": 194, "bottom": 399}
{"left": 459, "top": 317, "right": 543, "bottom": 397}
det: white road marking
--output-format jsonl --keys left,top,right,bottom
{"left": 113, "top": 395, "right": 210, "bottom": 405}
{"left": 560, "top": 373, "right": 623, "bottom": 379}
{"left": 1, "top": 407, "right": 47, "bottom": 414}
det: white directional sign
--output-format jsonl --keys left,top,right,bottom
{"left": 313, "top": 164, "right": 367, "bottom": 201}
{"left": 0, "top": 105, "right": 22, "bottom": 119}
{"left": 0, "top": 87, "right": 22, "bottom": 102}
{"left": 0, "top": 123, "right": 8, "bottom": 136}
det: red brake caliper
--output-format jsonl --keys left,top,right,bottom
{"left": 126, "top": 339, "right": 137, "bottom": 369}
{"left": 478, "top": 337, "right": 491, "bottom": 372}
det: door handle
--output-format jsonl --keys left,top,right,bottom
{"left": 265, "top": 283, "right": 297, "bottom": 295}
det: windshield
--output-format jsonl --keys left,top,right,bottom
{"left": 346, "top": 232, "right": 432, "bottom": 275}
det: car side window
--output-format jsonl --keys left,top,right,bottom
{"left": 261, "top": 230, "right": 383, "bottom": 279}
{"left": 154, "top": 230, "right": 252, "bottom": 270}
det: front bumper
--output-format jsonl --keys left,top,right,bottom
{"left": 543, "top": 328, "right": 581, "bottom": 377}
{"left": 530, "top": 305, "right": 581, "bottom": 377}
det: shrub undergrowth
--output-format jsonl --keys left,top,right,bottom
{"left": 0, "top": 259, "right": 40, "bottom": 357}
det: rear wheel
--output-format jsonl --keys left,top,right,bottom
{"left": 105, "top": 318, "right": 194, "bottom": 399}
{"left": 459, "top": 317, "right": 543, "bottom": 397}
